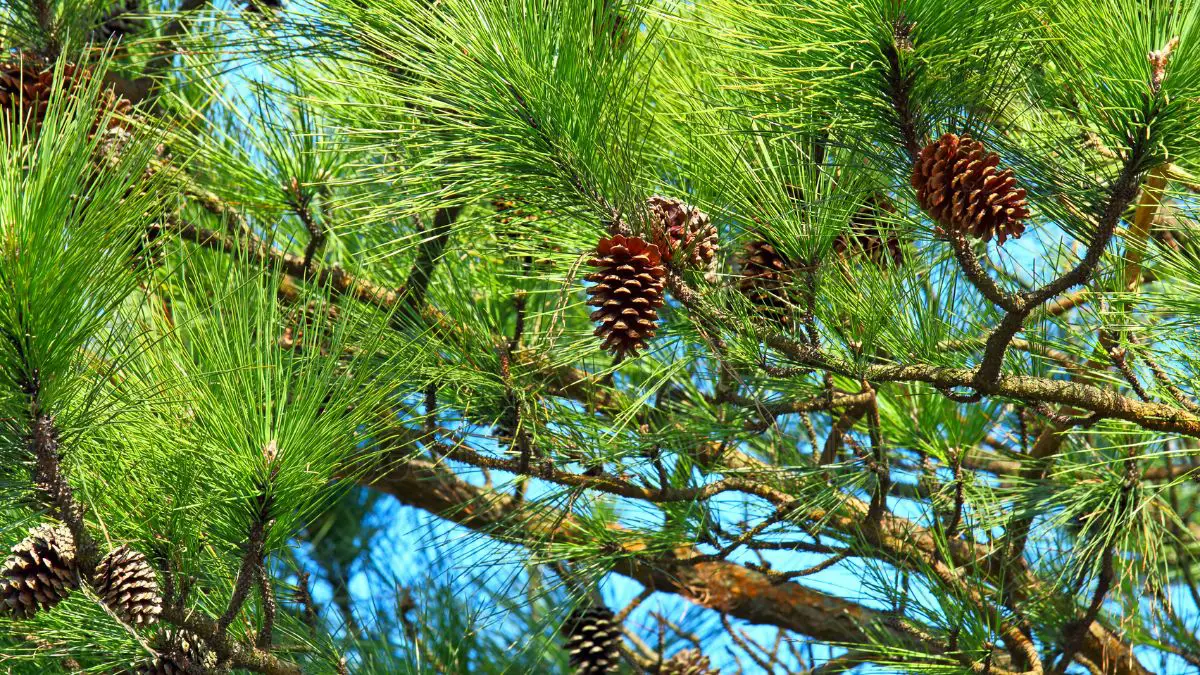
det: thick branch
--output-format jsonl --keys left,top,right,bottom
{"left": 365, "top": 456, "right": 939, "bottom": 656}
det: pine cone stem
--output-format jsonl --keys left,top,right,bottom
{"left": 29, "top": 415, "right": 99, "bottom": 572}
{"left": 946, "top": 228, "right": 1021, "bottom": 312}
{"left": 216, "top": 511, "right": 270, "bottom": 634}
{"left": 255, "top": 564, "right": 276, "bottom": 650}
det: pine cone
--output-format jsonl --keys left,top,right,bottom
{"left": 660, "top": 648, "right": 719, "bottom": 675}
{"left": 647, "top": 195, "right": 718, "bottom": 271}
{"left": 563, "top": 606, "right": 621, "bottom": 675}
{"left": 833, "top": 194, "right": 904, "bottom": 267}
{"left": 136, "top": 629, "right": 217, "bottom": 675}
{"left": 911, "top": 133, "right": 1030, "bottom": 245}
{"left": 0, "top": 54, "right": 131, "bottom": 134}
{"left": 93, "top": 545, "right": 162, "bottom": 626}
{"left": 0, "top": 523, "right": 79, "bottom": 618}
{"left": 737, "top": 239, "right": 793, "bottom": 323}
{"left": 0, "top": 57, "right": 55, "bottom": 127}
{"left": 585, "top": 235, "right": 666, "bottom": 358}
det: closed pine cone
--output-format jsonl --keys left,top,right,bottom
{"left": 833, "top": 194, "right": 903, "bottom": 267}
{"left": 911, "top": 133, "right": 1030, "bottom": 245}
{"left": 0, "top": 523, "right": 79, "bottom": 618}
{"left": 136, "top": 629, "right": 217, "bottom": 674}
{"left": 93, "top": 545, "right": 162, "bottom": 626}
{"left": 660, "top": 648, "right": 719, "bottom": 675}
{"left": 585, "top": 235, "right": 666, "bottom": 358}
{"left": 563, "top": 606, "right": 621, "bottom": 674}
{"left": 737, "top": 239, "right": 792, "bottom": 323}
{"left": 647, "top": 195, "right": 718, "bottom": 271}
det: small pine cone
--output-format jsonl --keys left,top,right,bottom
{"left": 660, "top": 648, "right": 719, "bottom": 675}
{"left": 563, "top": 606, "right": 621, "bottom": 675}
{"left": 647, "top": 195, "right": 718, "bottom": 270}
{"left": 911, "top": 133, "right": 1030, "bottom": 245}
{"left": 0, "top": 523, "right": 79, "bottom": 618}
{"left": 833, "top": 194, "right": 904, "bottom": 267}
{"left": 737, "top": 239, "right": 793, "bottom": 323}
{"left": 93, "top": 545, "right": 162, "bottom": 626}
{"left": 136, "top": 629, "right": 217, "bottom": 674}
{"left": 585, "top": 235, "right": 666, "bottom": 358}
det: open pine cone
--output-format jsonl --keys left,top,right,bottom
{"left": 585, "top": 234, "right": 666, "bottom": 358}
{"left": 0, "top": 523, "right": 79, "bottom": 618}
{"left": 833, "top": 194, "right": 904, "bottom": 267}
{"left": 0, "top": 54, "right": 131, "bottom": 134}
{"left": 647, "top": 195, "right": 718, "bottom": 271}
{"left": 911, "top": 133, "right": 1030, "bottom": 245}
{"left": 94, "top": 545, "right": 162, "bottom": 626}
{"left": 660, "top": 648, "right": 719, "bottom": 675}
{"left": 563, "top": 606, "right": 621, "bottom": 675}
{"left": 737, "top": 239, "right": 793, "bottom": 323}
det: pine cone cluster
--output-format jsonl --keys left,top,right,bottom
{"left": 136, "top": 629, "right": 217, "bottom": 675}
{"left": 646, "top": 195, "right": 718, "bottom": 272}
{"left": 737, "top": 239, "right": 793, "bottom": 323}
{"left": 0, "top": 54, "right": 131, "bottom": 134}
{"left": 911, "top": 133, "right": 1030, "bottom": 245}
{"left": 660, "top": 648, "right": 719, "bottom": 675}
{"left": 563, "top": 606, "right": 621, "bottom": 675}
{"left": 94, "top": 545, "right": 162, "bottom": 626}
{"left": 585, "top": 235, "right": 666, "bottom": 358}
{"left": 0, "top": 523, "right": 79, "bottom": 618}
{"left": 833, "top": 194, "right": 904, "bottom": 267}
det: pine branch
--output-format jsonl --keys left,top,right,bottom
{"left": 367, "top": 456, "right": 941, "bottom": 657}
{"left": 160, "top": 606, "right": 301, "bottom": 675}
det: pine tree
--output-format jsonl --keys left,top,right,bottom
{"left": 1, "top": 0, "right": 1200, "bottom": 673}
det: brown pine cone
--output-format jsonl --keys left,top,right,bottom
{"left": 647, "top": 195, "right": 718, "bottom": 271}
{"left": 833, "top": 194, "right": 904, "bottom": 267}
{"left": 563, "top": 606, "right": 621, "bottom": 674}
{"left": 585, "top": 234, "right": 666, "bottom": 358}
{"left": 0, "top": 523, "right": 79, "bottom": 618}
{"left": 93, "top": 545, "right": 162, "bottom": 626}
{"left": 0, "top": 54, "right": 131, "bottom": 134}
{"left": 911, "top": 133, "right": 1030, "bottom": 245}
{"left": 737, "top": 239, "right": 793, "bottom": 323}
{"left": 660, "top": 648, "right": 719, "bottom": 675}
